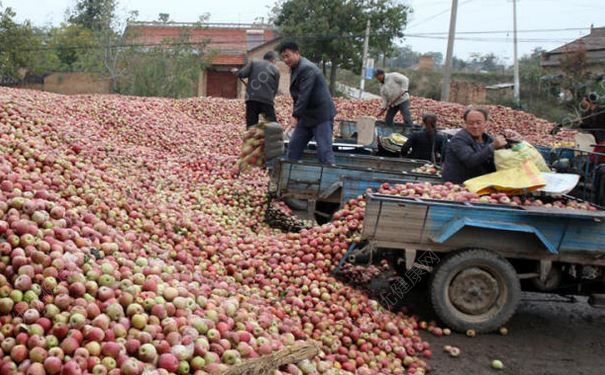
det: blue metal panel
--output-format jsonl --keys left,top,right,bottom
{"left": 340, "top": 177, "right": 429, "bottom": 205}
{"left": 433, "top": 217, "right": 558, "bottom": 253}
{"left": 278, "top": 160, "right": 441, "bottom": 199}
{"left": 405, "top": 199, "right": 605, "bottom": 254}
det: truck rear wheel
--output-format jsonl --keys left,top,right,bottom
{"left": 429, "top": 249, "right": 521, "bottom": 333}
{"left": 283, "top": 198, "right": 308, "bottom": 211}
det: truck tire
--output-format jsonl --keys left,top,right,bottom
{"left": 429, "top": 249, "right": 521, "bottom": 333}
{"left": 283, "top": 198, "right": 308, "bottom": 211}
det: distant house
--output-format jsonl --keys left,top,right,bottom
{"left": 124, "top": 21, "right": 290, "bottom": 99}
{"left": 541, "top": 25, "right": 605, "bottom": 73}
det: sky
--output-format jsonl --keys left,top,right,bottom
{"left": 3, "top": 0, "right": 605, "bottom": 62}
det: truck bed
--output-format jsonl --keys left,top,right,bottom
{"left": 362, "top": 193, "right": 605, "bottom": 265}
{"left": 274, "top": 158, "right": 442, "bottom": 203}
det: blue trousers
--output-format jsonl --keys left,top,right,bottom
{"left": 287, "top": 120, "right": 335, "bottom": 164}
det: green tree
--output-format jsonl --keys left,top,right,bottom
{"left": 366, "top": 0, "right": 409, "bottom": 67}
{"left": 68, "top": 0, "right": 117, "bottom": 32}
{"left": 468, "top": 52, "right": 505, "bottom": 73}
{"left": 47, "top": 24, "right": 96, "bottom": 71}
{"left": 385, "top": 45, "right": 419, "bottom": 68}
{"left": 272, "top": 0, "right": 409, "bottom": 95}
{"left": 0, "top": 4, "right": 59, "bottom": 83}
{"left": 117, "top": 29, "right": 208, "bottom": 98}
{"left": 66, "top": 0, "right": 125, "bottom": 89}
{"left": 452, "top": 56, "right": 468, "bottom": 71}
{"left": 158, "top": 13, "right": 170, "bottom": 23}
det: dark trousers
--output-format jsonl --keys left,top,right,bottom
{"left": 287, "top": 120, "right": 335, "bottom": 165}
{"left": 385, "top": 100, "right": 413, "bottom": 127}
{"left": 245, "top": 101, "right": 276, "bottom": 128}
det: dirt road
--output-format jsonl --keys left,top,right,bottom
{"left": 366, "top": 274, "right": 605, "bottom": 375}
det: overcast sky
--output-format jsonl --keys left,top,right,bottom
{"left": 3, "top": 0, "right": 604, "bottom": 61}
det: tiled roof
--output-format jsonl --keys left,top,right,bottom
{"left": 547, "top": 27, "right": 605, "bottom": 54}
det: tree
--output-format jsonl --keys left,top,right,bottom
{"left": 117, "top": 29, "right": 208, "bottom": 98}
{"left": 68, "top": 0, "right": 117, "bottom": 32}
{"left": 452, "top": 56, "right": 468, "bottom": 71}
{"left": 384, "top": 45, "right": 419, "bottom": 68}
{"left": 0, "top": 4, "right": 59, "bottom": 83}
{"left": 558, "top": 42, "right": 591, "bottom": 102}
{"left": 518, "top": 48, "right": 545, "bottom": 100}
{"left": 66, "top": 0, "right": 125, "bottom": 90}
{"left": 366, "top": 0, "right": 409, "bottom": 67}
{"left": 47, "top": 24, "right": 96, "bottom": 71}
{"left": 468, "top": 52, "right": 505, "bottom": 73}
{"left": 272, "top": 0, "right": 409, "bottom": 95}
{"left": 158, "top": 13, "right": 170, "bottom": 23}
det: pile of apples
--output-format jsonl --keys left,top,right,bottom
{"left": 325, "top": 97, "right": 574, "bottom": 147}
{"left": 0, "top": 87, "right": 435, "bottom": 375}
{"left": 181, "top": 92, "right": 572, "bottom": 148}
{"left": 411, "top": 164, "right": 441, "bottom": 176}
{"left": 375, "top": 182, "right": 597, "bottom": 211}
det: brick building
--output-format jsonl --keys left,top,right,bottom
{"left": 125, "top": 22, "right": 290, "bottom": 99}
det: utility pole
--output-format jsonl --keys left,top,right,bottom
{"left": 441, "top": 0, "right": 459, "bottom": 102}
{"left": 359, "top": 19, "right": 371, "bottom": 99}
{"left": 512, "top": 0, "right": 520, "bottom": 106}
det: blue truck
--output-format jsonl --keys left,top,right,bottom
{"left": 272, "top": 152, "right": 441, "bottom": 223}
{"left": 340, "top": 192, "right": 605, "bottom": 333}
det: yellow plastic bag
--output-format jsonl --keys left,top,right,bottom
{"left": 464, "top": 161, "right": 546, "bottom": 195}
{"left": 494, "top": 141, "right": 550, "bottom": 172}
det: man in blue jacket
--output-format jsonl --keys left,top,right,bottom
{"left": 279, "top": 41, "right": 336, "bottom": 164}
{"left": 442, "top": 108, "right": 507, "bottom": 184}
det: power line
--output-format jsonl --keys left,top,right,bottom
{"left": 404, "top": 34, "right": 575, "bottom": 44}
{"left": 406, "top": 0, "right": 477, "bottom": 30}
{"left": 412, "top": 27, "right": 590, "bottom": 36}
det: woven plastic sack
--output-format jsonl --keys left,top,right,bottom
{"left": 379, "top": 133, "right": 408, "bottom": 153}
{"left": 494, "top": 141, "right": 550, "bottom": 172}
{"left": 464, "top": 161, "right": 546, "bottom": 195}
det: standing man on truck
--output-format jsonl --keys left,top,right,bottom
{"left": 236, "top": 51, "right": 281, "bottom": 128}
{"left": 279, "top": 41, "right": 336, "bottom": 165}
{"left": 375, "top": 69, "right": 413, "bottom": 128}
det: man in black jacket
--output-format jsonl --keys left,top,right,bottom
{"left": 442, "top": 108, "right": 507, "bottom": 184}
{"left": 279, "top": 41, "right": 336, "bottom": 164}
{"left": 236, "top": 51, "right": 281, "bottom": 127}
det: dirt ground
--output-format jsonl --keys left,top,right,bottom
{"left": 365, "top": 274, "right": 605, "bottom": 375}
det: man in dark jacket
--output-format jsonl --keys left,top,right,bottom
{"left": 442, "top": 108, "right": 507, "bottom": 184}
{"left": 279, "top": 41, "right": 336, "bottom": 164}
{"left": 236, "top": 51, "right": 281, "bottom": 127}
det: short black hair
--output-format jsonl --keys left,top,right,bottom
{"left": 374, "top": 69, "right": 385, "bottom": 77}
{"left": 463, "top": 107, "right": 489, "bottom": 121}
{"left": 278, "top": 41, "right": 299, "bottom": 54}
{"left": 263, "top": 51, "right": 278, "bottom": 61}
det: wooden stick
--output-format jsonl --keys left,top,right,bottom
{"left": 223, "top": 341, "right": 320, "bottom": 375}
